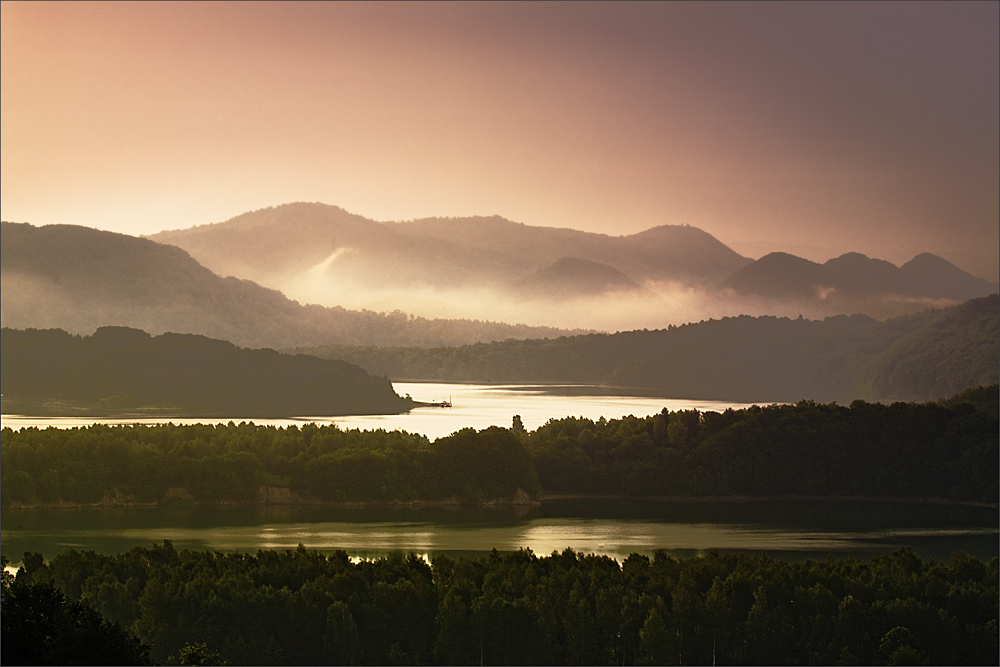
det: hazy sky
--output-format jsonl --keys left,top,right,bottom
{"left": 3, "top": 1, "right": 998, "bottom": 279}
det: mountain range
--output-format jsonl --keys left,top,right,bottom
{"left": 724, "top": 251, "right": 996, "bottom": 301}
{"left": 149, "top": 202, "right": 750, "bottom": 293}
{"left": 2, "top": 202, "right": 996, "bottom": 350}
{"left": 0, "top": 221, "right": 577, "bottom": 349}
{"left": 148, "top": 202, "right": 996, "bottom": 327}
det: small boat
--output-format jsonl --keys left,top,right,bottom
{"left": 414, "top": 395, "right": 452, "bottom": 408}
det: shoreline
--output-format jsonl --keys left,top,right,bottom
{"left": 539, "top": 493, "right": 999, "bottom": 509}
{"left": 0, "top": 486, "right": 540, "bottom": 511}
{"left": 3, "top": 492, "right": 995, "bottom": 511}
{"left": 0, "top": 405, "right": 417, "bottom": 420}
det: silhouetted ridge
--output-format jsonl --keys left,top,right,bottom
{"left": 899, "top": 252, "right": 996, "bottom": 300}
{"left": 723, "top": 252, "right": 832, "bottom": 298}
{"left": 725, "top": 249, "right": 995, "bottom": 302}
{"left": 304, "top": 296, "right": 999, "bottom": 403}
{"left": 823, "top": 252, "right": 903, "bottom": 295}
{"left": 1, "top": 326, "right": 411, "bottom": 416}
{"left": 1, "top": 222, "right": 217, "bottom": 302}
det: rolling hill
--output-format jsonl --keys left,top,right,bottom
{"left": 0, "top": 221, "right": 578, "bottom": 349}
{"left": 298, "top": 295, "right": 999, "bottom": 403}
{"left": 0, "top": 326, "right": 412, "bottom": 416}
{"left": 147, "top": 202, "right": 751, "bottom": 305}
{"left": 513, "top": 257, "right": 645, "bottom": 299}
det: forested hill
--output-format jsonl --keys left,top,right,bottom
{"left": 0, "top": 221, "right": 578, "bottom": 348}
{"left": 300, "top": 295, "right": 999, "bottom": 403}
{"left": 0, "top": 327, "right": 411, "bottom": 417}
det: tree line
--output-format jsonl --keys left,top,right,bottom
{"left": 0, "top": 423, "right": 537, "bottom": 506}
{"left": 2, "top": 387, "right": 996, "bottom": 506}
{"left": 299, "top": 295, "right": 999, "bottom": 403}
{"left": 4, "top": 543, "right": 997, "bottom": 665}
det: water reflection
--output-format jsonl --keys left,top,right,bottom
{"left": 0, "top": 382, "right": 756, "bottom": 440}
{"left": 3, "top": 499, "right": 995, "bottom": 566}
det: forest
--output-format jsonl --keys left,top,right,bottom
{"left": 300, "top": 295, "right": 998, "bottom": 402}
{"left": 3, "top": 386, "right": 996, "bottom": 507}
{"left": 0, "top": 326, "right": 411, "bottom": 417}
{"left": 3, "top": 543, "right": 997, "bottom": 665}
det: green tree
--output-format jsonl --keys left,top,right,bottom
{"left": 2, "top": 469, "right": 36, "bottom": 503}
{"left": 323, "top": 601, "right": 361, "bottom": 665}
{"left": 879, "top": 626, "right": 929, "bottom": 666}
{"left": 176, "top": 642, "right": 230, "bottom": 666}
{"left": 639, "top": 603, "right": 672, "bottom": 665}
{"left": 1, "top": 562, "right": 152, "bottom": 665}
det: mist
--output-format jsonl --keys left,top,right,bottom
{"left": 279, "top": 268, "right": 960, "bottom": 334}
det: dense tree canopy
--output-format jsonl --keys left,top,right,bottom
{"left": 0, "top": 422, "right": 539, "bottom": 505}
{"left": 2, "top": 388, "right": 996, "bottom": 506}
{"left": 0, "top": 326, "right": 411, "bottom": 417}
{"left": 4, "top": 545, "right": 995, "bottom": 665}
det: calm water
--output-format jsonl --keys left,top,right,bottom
{"left": 3, "top": 499, "right": 996, "bottom": 568}
{"left": 0, "top": 382, "right": 756, "bottom": 440}
{"left": 3, "top": 385, "right": 994, "bottom": 568}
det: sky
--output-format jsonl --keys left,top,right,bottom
{"left": 2, "top": 1, "right": 998, "bottom": 280}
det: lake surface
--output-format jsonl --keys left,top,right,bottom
{"left": 3, "top": 385, "right": 994, "bottom": 569}
{"left": 1, "top": 382, "right": 757, "bottom": 440}
{"left": 3, "top": 499, "right": 996, "bottom": 568}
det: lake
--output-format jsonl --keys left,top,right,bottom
{"left": 0, "top": 382, "right": 757, "bottom": 440}
{"left": 2, "top": 384, "right": 995, "bottom": 569}
{"left": 3, "top": 499, "right": 996, "bottom": 569}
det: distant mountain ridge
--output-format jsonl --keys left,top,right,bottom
{"left": 4, "top": 202, "right": 996, "bottom": 349}
{"left": 148, "top": 202, "right": 751, "bottom": 297}
{"left": 0, "top": 221, "right": 580, "bottom": 348}
{"left": 301, "top": 295, "right": 999, "bottom": 403}
{"left": 147, "top": 202, "right": 996, "bottom": 325}
{"left": 724, "top": 251, "right": 996, "bottom": 302}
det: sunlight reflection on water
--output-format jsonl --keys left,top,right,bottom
{"left": 0, "top": 382, "right": 756, "bottom": 440}
{"left": 5, "top": 515, "right": 995, "bottom": 566}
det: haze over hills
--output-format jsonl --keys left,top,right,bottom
{"left": 150, "top": 202, "right": 750, "bottom": 289}
{"left": 514, "top": 257, "right": 645, "bottom": 299}
{"left": 148, "top": 202, "right": 754, "bottom": 329}
{"left": 149, "top": 202, "right": 997, "bottom": 329}
{"left": 0, "top": 221, "right": 579, "bottom": 349}
{"left": 3, "top": 202, "right": 996, "bottom": 351}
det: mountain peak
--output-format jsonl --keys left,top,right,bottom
{"left": 515, "top": 256, "right": 642, "bottom": 300}
{"left": 899, "top": 253, "right": 997, "bottom": 300}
